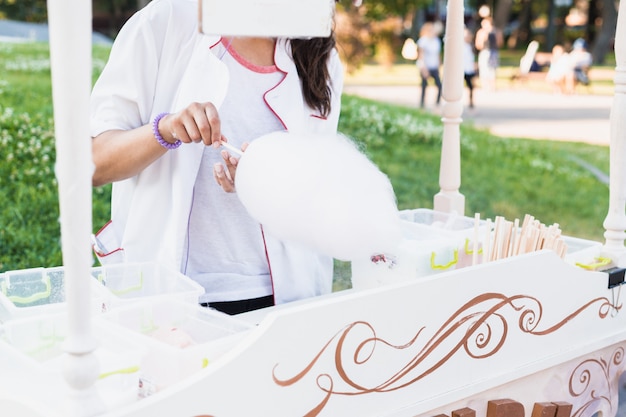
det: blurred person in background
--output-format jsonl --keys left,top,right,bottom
{"left": 416, "top": 21, "right": 442, "bottom": 108}
{"left": 475, "top": 17, "right": 502, "bottom": 91}
{"left": 463, "top": 28, "right": 477, "bottom": 108}
{"left": 570, "top": 38, "right": 592, "bottom": 86}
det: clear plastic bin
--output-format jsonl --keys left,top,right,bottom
{"left": 352, "top": 209, "right": 489, "bottom": 290}
{"left": 0, "top": 267, "right": 108, "bottom": 323}
{"left": 0, "top": 312, "right": 144, "bottom": 409}
{"left": 92, "top": 263, "right": 204, "bottom": 310}
{"left": 100, "top": 297, "right": 253, "bottom": 397}
{"left": 352, "top": 209, "right": 605, "bottom": 290}
{"left": 398, "top": 208, "right": 482, "bottom": 238}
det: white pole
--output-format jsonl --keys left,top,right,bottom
{"left": 47, "top": 0, "right": 102, "bottom": 414}
{"left": 434, "top": 0, "right": 465, "bottom": 215}
{"left": 602, "top": 0, "right": 626, "bottom": 265}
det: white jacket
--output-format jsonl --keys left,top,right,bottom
{"left": 90, "top": 0, "right": 344, "bottom": 304}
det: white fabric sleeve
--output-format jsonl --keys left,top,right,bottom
{"left": 89, "top": 0, "right": 174, "bottom": 137}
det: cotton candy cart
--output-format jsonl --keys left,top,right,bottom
{"left": 2, "top": 0, "right": 626, "bottom": 416}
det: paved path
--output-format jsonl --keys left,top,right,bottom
{"left": 343, "top": 84, "right": 614, "bottom": 146}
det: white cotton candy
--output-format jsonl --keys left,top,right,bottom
{"left": 235, "top": 131, "right": 402, "bottom": 261}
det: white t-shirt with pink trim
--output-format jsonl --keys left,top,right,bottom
{"left": 183, "top": 40, "right": 285, "bottom": 304}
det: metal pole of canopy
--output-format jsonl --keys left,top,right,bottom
{"left": 46, "top": 0, "right": 102, "bottom": 414}
{"left": 434, "top": 0, "right": 465, "bottom": 215}
{"left": 602, "top": 0, "right": 626, "bottom": 266}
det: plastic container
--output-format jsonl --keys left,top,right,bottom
{"left": 352, "top": 209, "right": 489, "bottom": 290}
{"left": 562, "top": 235, "right": 602, "bottom": 257}
{"left": 0, "top": 262, "right": 204, "bottom": 320}
{"left": 100, "top": 298, "right": 253, "bottom": 397}
{"left": 0, "top": 312, "right": 144, "bottom": 409}
{"left": 562, "top": 235, "right": 606, "bottom": 270}
{"left": 92, "top": 263, "right": 204, "bottom": 310}
{"left": 0, "top": 267, "right": 108, "bottom": 323}
{"left": 398, "top": 208, "right": 481, "bottom": 238}
{"left": 352, "top": 209, "right": 607, "bottom": 290}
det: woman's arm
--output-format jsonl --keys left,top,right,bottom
{"left": 92, "top": 102, "right": 225, "bottom": 186}
{"left": 92, "top": 126, "right": 166, "bottom": 186}
{"left": 90, "top": 0, "right": 211, "bottom": 186}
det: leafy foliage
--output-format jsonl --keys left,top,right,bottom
{"left": 0, "top": 108, "right": 60, "bottom": 270}
{"left": 0, "top": 0, "right": 47, "bottom": 22}
{"left": 337, "top": 0, "right": 431, "bottom": 20}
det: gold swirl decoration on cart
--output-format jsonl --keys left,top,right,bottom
{"left": 272, "top": 293, "right": 619, "bottom": 416}
{"left": 569, "top": 346, "right": 624, "bottom": 417}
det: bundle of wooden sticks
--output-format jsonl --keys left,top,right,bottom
{"left": 470, "top": 213, "right": 568, "bottom": 266}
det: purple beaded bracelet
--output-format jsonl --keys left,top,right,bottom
{"left": 152, "top": 112, "right": 182, "bottom": 150}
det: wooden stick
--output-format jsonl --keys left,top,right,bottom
{"left": 491, "top": 216, "right": 502, "bottom": 261}
{"left": 496, "top": 217, "right": 506, "bottom": 260}
{"left": 502, "top": 220, "right": 514, "bottom": 258}
{"left": 511, "top": 218, "right": 520, "bottom": 256}
{"left": 484, "top": 218, "right": 492, "bottom": 264}
{"left": 490, "top": 217, "right": 498, "bottom": 261}
{"left": 475, "top": 214, "right": 566, "bottom": 259}
{"left": 517, "top": 214, "right": 533, "bottom": 255}
{"left": 544, "top": 224, "right": 557, "bottom": 250}
{"left": 552, "top": 238, "right": 562, "bottom": 257}
{"left": 530, "top": 224, "right": 542, "bottom": 252}
{"left": 472, "top": 213, "right": 480, "bottom": 266}
{"left": 523, "top": 228, "right": 535, "bottom": 254}
{"left": 220, "top": 141, "right": 244, "bottom": 156}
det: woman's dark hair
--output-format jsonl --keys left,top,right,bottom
{"left": 290, "top": 32, "right": 336, "bottom": 118}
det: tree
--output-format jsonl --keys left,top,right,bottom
{"left": 335, "top": 0, "right": 420, "bottom": 71}
{"left": 587, "top": 0, "right": 601, "bottom": 43}
{"left": 337, "top": 0, "right": 426, "bottom": 20}
{"left": 493, "top": 0, "right": 514, "bottom": 32}
{"left": 0, "top": 0, "right": 47, "bottom": 22}
{"left": 335, "top": 5, "right": 372, "bottom": 73}
{"left": 511, "top": 0, "right": 534, "bottom": 49}
{"left": 338, "top": 0, "right": 432, "bottom": 37}
{"left": 592, "top": 0, "right": 618, "bottom": 64}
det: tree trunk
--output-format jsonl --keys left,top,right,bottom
{"left": 587, "top": 0, "right": 600, "bottom": 44}
{"left": 592, "top": 0, "right": 618, "bottom": 64}
{"left": 546, "top": 0, "right": 556, "bottom": 50}
{"left": 411, "top": 7, "right": 426, "bottom": 40}
{"left": 492, "top": 0, "right": 513, "bottom": 32}
{"left": 508, "top": 0, "right": 533, "bottom": 49}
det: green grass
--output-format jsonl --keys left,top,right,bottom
{"left": 339, "top": 94, "right": 609, "bottom": 241}
{"left": 0, "top": 42, "right": 112, "bottom": 271}
{"left": 0, "top": 42, "right": 613, "bottom": 294}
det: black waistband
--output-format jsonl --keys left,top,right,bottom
{"left": 200, "top": 294, "right": 274, "bottom": 315}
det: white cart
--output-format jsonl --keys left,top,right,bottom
{"left": 2, "top": 0, "right": 626, "bottom": 416}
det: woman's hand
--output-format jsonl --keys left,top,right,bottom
{"left": 213, "top": 143, "right": 248, "bottom": 193}
{"left": 159, "top": 102, "right": 225, "bottom": 147}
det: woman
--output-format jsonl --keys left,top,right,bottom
{"left": 90, "top": 0, "right": 344, "bottom": 314}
